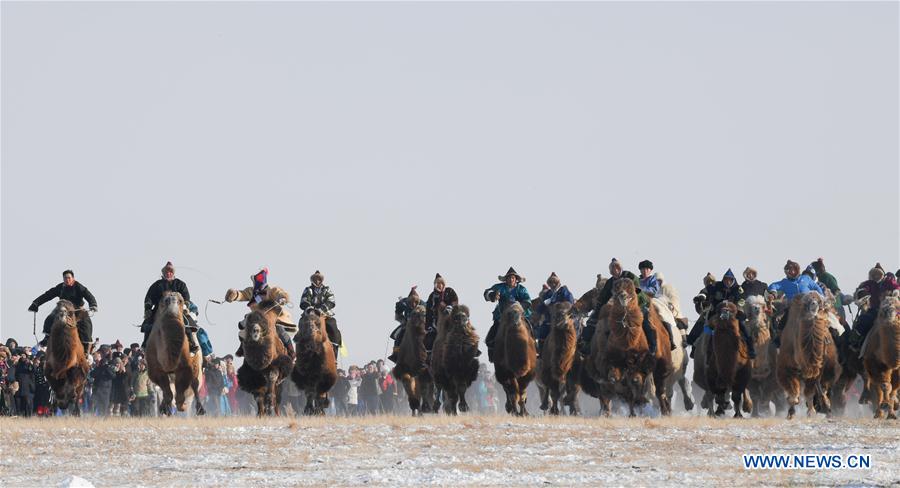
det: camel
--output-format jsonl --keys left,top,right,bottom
{"left": 237, "top": 297, "right": 294, "bottom": 416}
{"left": 493, "top": 302, "right": 537, "bottom": 416}
{"left": 145, "top": 291, "right": 205, "bottom": 416}
{"left": 862, "top": 290, "right": 900, "bottom": 419}
{"left": 651, "top": 295, "right": 694, "bottom": 413}
{"left": 744, "top": 295, "right": 784, "bottom": 417}
{"left": 432, "top": 305, "right": 480, "bottom": 415}
{"left": 833, "top": 293, "right": 874, "bottom": 414}
{"left": 602, "top": 279, "right": 674, "bottom": 416}
{"left": 392, "top": 305, "right": 436, "bottom": 415}
{"left": 291, "top": 308, "right": 338, "bottom": 415}
{"left": 705, "top": 302, "right": 753, "bottom": 418}
{"left": 43, "top": 300, "right": 89, "bottom": 415}
{"left": 536, "top": 302, "right": 578, "bottom": 415}
{"left": 776, "top": 292, "right": 839, "bottom": 419}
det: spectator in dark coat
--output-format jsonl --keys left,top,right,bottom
{"left": 204, "top": 359, "right": 226, "bottom": 416}
{"left": 32, "top": 354, "right": 53, "bottom": 416}
{"left": 110, "top": 357, "right": 131, "bottom": 416}
{"left": 359, "top": 362, "right": 380, "bottom": 415}
{"left": 333, "top": 369, "right": 350, "bottom": 416}
{"left": 14, "top": 351, "right": 36, "bottom": 417}
{"left": 90, "top": 358, "right": 115, "bottom": 416}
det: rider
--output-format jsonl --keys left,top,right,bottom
{"left": 810, "top": 258, "right": 847, "bottom": 323}
{"left": 388, "top": 286, "right": 423, "bottom": 363}
{"left": 707, "top": 269, "right": 756, "bottom": 359}
{"left": 767, "top": 260, "right": 824, "bottom": 346}
{"left": 141, "top": 261, "right": 199, "bottom": 354}
{"left": 483, "top": 267, "right": 532, "bottom": 363}
{"left": 686, "top": 272, "right": 717, "bottom": 355}
{"left": 740, "top": 267, "right": 768, "bottom": 300}
{"left": 638, "top": 260, "right": 676, "bottom": 350}
{"left": 424, "top": 273, "right": 460, "bottom": 351}
{"left": 29, "top": 269, "right": 98, "bottom": 352}
{"left": 848, "top": 264, "right": 899, "bottom": 350}
{"left": 299, "top": 270, "right": 342, "bottom": 359}
{"left": 225, "top": 267, "right": 295, "bottom": 359}
{"left": 534, "top": 272, "right": 574, "bottom": 358}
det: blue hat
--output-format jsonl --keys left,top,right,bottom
{"left": 723, "top": 269, "right": 735, "bottom": 280}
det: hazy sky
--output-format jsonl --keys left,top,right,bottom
{"left": 2, "top": 2, "right": 898, "bottom": 366}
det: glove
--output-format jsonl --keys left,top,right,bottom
{"left": 188, "top": 302, "right": 199, "bottom": 314}
{"left": 225, "top": 289, "right": 239, "bottom": 302}
{"left": 28, "top": 303, "right": 38, "bottom": 313}
{"left": 90, "top": 306, "right": 98, "bottom": 313}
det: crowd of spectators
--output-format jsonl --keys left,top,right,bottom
{"left": 1, "top": 336, "right": 502, "bottom": 417}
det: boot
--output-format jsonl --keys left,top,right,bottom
{"left": 642, "top": 317, "right": 658, "bottom": 354}
{"left": 332, "top": 342, "right": 340, "bottom": 360}
{"left": 536, "top": 339, "right": 544, "bottom": 359}
{"left": 83, "top": 342, "right": 94, "bottom": 355}
{"left": 141, "top": 331, "right": 150, "bottom": 349}
{"left": 38, "top": 335, "right": 49, "bottom": 347}
{"left": 487, "top": 347, "right": 495, "bottom": 363}
{"left": 665, "top": 322, "right": 677, "bottom": 350}
{"left": 186, "top": 331, "right": 199, "bottom": 355}
{"left": 738, "top": 321, "right": 756, "bottom": 360}
{"left": 235, "top": 339, "right": 244, "bottom": 357}
{"left": 387, "top": 346, "right": 399, "bottom": 363}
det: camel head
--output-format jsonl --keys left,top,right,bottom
{"left": 878, "top": 290, "right": 899, "bottom": 323}
{"left": 298, "top": 308, "right": 326, "bottom": 343}
{"left": 712, "top": 301, "right": 740, "bottom": 333}
{"left": 244, "top": 310, "right": 270, "bottom": 344}
{"left": 407, "top": 305, "right": 427, "bottom": 333}
{"left": 550, "top": 301, "right": 574, "bottom": 330}
{"left": 53, "top": 300, "right": 78, "bottom": 329}
{"left": 799, "top": 292, "right": 824, "bottom": 320}
{"left": 159, "top": 291, "right": 184, "bottom": 319}
{"left": 449, "top": 305, "right": 471, "bottom": 331}
{"left": 744, "top": 295, "right": 766, "bottom": 321}
{"left": 613, "top": 278, "right": 637, "bottom": 307}
{"left": 502, "top": 302, "right": 525, "bottom": 326}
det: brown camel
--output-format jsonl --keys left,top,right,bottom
{"left": 862, "top": 291, "right": 900, "bottom": 419}
{"left": 776, "top": 292, "right": 839, "bottom": 419}
{"left": 145, "top": 291, "right": 205, "bottom": 416}
{"left": 603, "top": 279, "right": 673, "bottom": 416}
{"left": 705, "top": 302, "right": 753, "bottom": 418}
{"left": 537, "top": 302, "right": 578, "bottom": 415}
{"left": 43, "top": 300, "right": 89, "bottom": 415}
{"left": 392, "top": 305, "right": 435, "bottom": 415}
{"left": 493, "top": 302, "right": 537, "bottom": 416}
{"left": 744, "top": 295, "right": 784, "bottom": 417}
{"left": 237, "top": 298, "right": 294, "bottom": 416}
{"left": 432, "top": 305, "right": 480, "bottom": 415}
{"left": 291, "top": 308, "right": 338, "bottom": 415}
{"left": 581, "top": 303, "right": 619, "bottom": 416}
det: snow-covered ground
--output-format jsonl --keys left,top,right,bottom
{"left": 1, "top": 416, "right": 897, "bottom": 486}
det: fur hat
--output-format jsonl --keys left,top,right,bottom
{"left": 609, "top": 258, "right": 621, "bottom": 270}
{"left": 638, "top": 260, "right": 653, "bottom": 271}
{"left": 784, "top": 260, "right": 800, "bottom": 273}
{"left": 161, "top": 261, "right": 175, "bottom": 275}
{"left": 498, "top": 267, "right": 525, "bottom": 283}
{"left": 869, "top": 265, "right": 885, "bottom": 282}
{"left": 811, "top": 258, "right": 826, "bottom": 274}
{"left": 546, "top": 272, "right": 560, "bottom": 285}
{"left": 408, "top": 286, "right": 419, "bottom": 298}
{"left": 703, "top": 272, "right": 716, "bottom": 287}
{"left": 743, "top": 267, "right": 757, "bottom": 281}
{"left": 434, "top": 273, "right": 445, "bottom": 284}
{"left": 114, "top": 340, "right": 124, "bottom": 349}
{"left": 310, "top": 270, "right": 324, "bottom": 283}
{"left": 655, "top": 272, "right": 666, "bottom": 284}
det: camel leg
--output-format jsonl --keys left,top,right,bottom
{"left": 779, "top": 368, "right": 801, "bottom": 420}
{"left": 255, "top": 392, "right": 266, "bottom": 417}
{"left": 304, "top": 390, "right": 316, "bottom": 415}
{"left": 538, "top": 382, "right": 550, "bottom": 412}
{"left": 549, "top": 382, "right": 561, "bottom": 416}
{"left": 173, "top": 369, "right": 194, "bottom": 413}
{"left": 400, "top": 374, "right": 420, "bottom": 416}
{"left": 458, "top": 383, "right": 470, "bottom": 413}
{"left": 654, "top": 374, "right": 671, "bottom": 416}
{"left": 887, "top": 372, "right": 900, "bottom": 420}
{"left": 732, "top": 389, "right": 744, "bottom": 419}
{"left": 152, "top": 372, "right": 174, "bottom": 416}
{"left": 678, "top": 376, "right": 695, "bottom": 412}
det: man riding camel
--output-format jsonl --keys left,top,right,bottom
{"left": 848, "top": 263, "right": 899, "bottom": 351}
{"left": 141, "top": 261, "right": 200, "bottom": 354}
{"left": 740, "top": 267, "right": 768, "bottom": 300}
{"left": 767, "top": 259, "right": 824, "bottom": 346}
{"left": 578, "top": 259, "right": 641, "bottom": 354}
{"left": 388, "top": 286, "right": 424, "bottom": 363}
{"left": 425, "top": 273, "right": 459, "bottom": 332}
{"left": 299, "top": 270, "right": 342, "bottom": 359}
{"left": 29, "top": 269, "right": 98, "bottom": 353}
{"left": 483, "top": 267, "right": 532, "bottom": 363}
{"left": 534, "top": 272, "right": 574, "bottom": 358}
{"left": 225, "top": 267, "right": 296, "bottom": 358}
{"left": 704, "top": 268, "right": 756, "bottom": 359}
{"left": 638, "top": 260, "right": 677, "bottom": 351}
